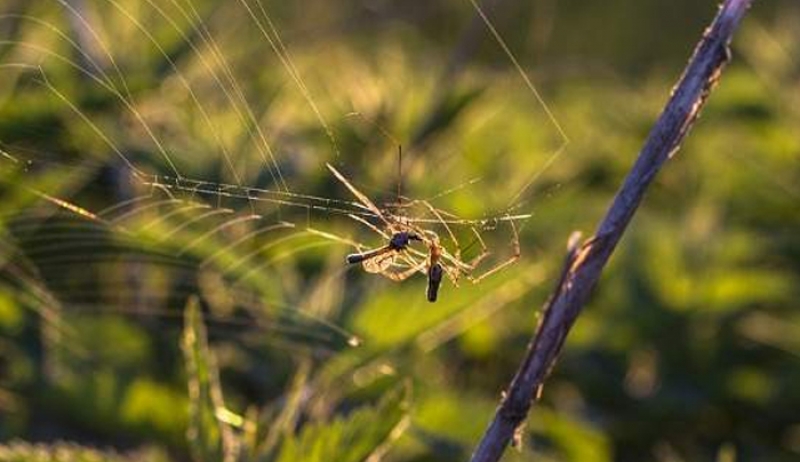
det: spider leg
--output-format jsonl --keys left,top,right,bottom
{"left": 401, "top": 201, "right": 504, "bottom": 284}
{"left": 380, "top": 265, "right": 421, "bottom": 282}
{"left": 404, "top": 199, "right": 461, "bottom": 260}
{"left": 397, "top": 222, "right": 436, "bottom": 262}
{"left": 410, "top": 230, "right": 462, "bottom": 289}
{"left": 467, "top": 251, "right": 520, "bottom": 283}
{"left": 466, "top": 218, "right": 521, "bottom": 283}
{"left": 379, "top": 252, "right": 426, "bottom": 282}
{"left": 463, "top": 224, "right": 491, "bottom": 268}
{"left": 327, "top": 163, "right": 391, "bottom": 227}
{"left": 437, "top": 260, "right": 461, "bottom": 287}
{"left": 437, "top": 246, "right": 474, "bottom": 273}
{"left": 346, "top": 213, "right": 390, "bottom": 240}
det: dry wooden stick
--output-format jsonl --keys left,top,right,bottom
{"left": 469, "top": 1, "right": 755, "bottom": 461}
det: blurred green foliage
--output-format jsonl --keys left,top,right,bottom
{"left": 1, "top": 0, "right": 799, "bottom": 461}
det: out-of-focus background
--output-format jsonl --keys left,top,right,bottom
{"left": 1, "top": 0, "right": 798, "bottom": 461}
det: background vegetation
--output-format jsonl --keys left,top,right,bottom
{"left": 1, "top": 0, "right": 798, "bottom": 461}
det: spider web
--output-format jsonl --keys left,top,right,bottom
{"left": 0, "top": 0, "right": 569, "bottom": 360}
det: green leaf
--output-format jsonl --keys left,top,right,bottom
{"left": 182, "top": 296, "right": 238, "bottom": 462}
{"left": 0, "top": 441, "right": 170, "bottom": 462}
{"left": 274, "top": 383, "right": 410, "bottom": 462}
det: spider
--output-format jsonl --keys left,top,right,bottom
{"left": 322, "top": 162, "right": 522, "bottom": 302}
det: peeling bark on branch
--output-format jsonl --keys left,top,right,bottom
{"left": 469, "top": 1, "right": 754, "bottom": 461}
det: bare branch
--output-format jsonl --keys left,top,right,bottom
{"left": 469, "top": 1, "right": 755, "bottom": 461}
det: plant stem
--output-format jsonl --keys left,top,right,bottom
{"left": 469, "top": 1, "right": 754, "bottom": 460}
